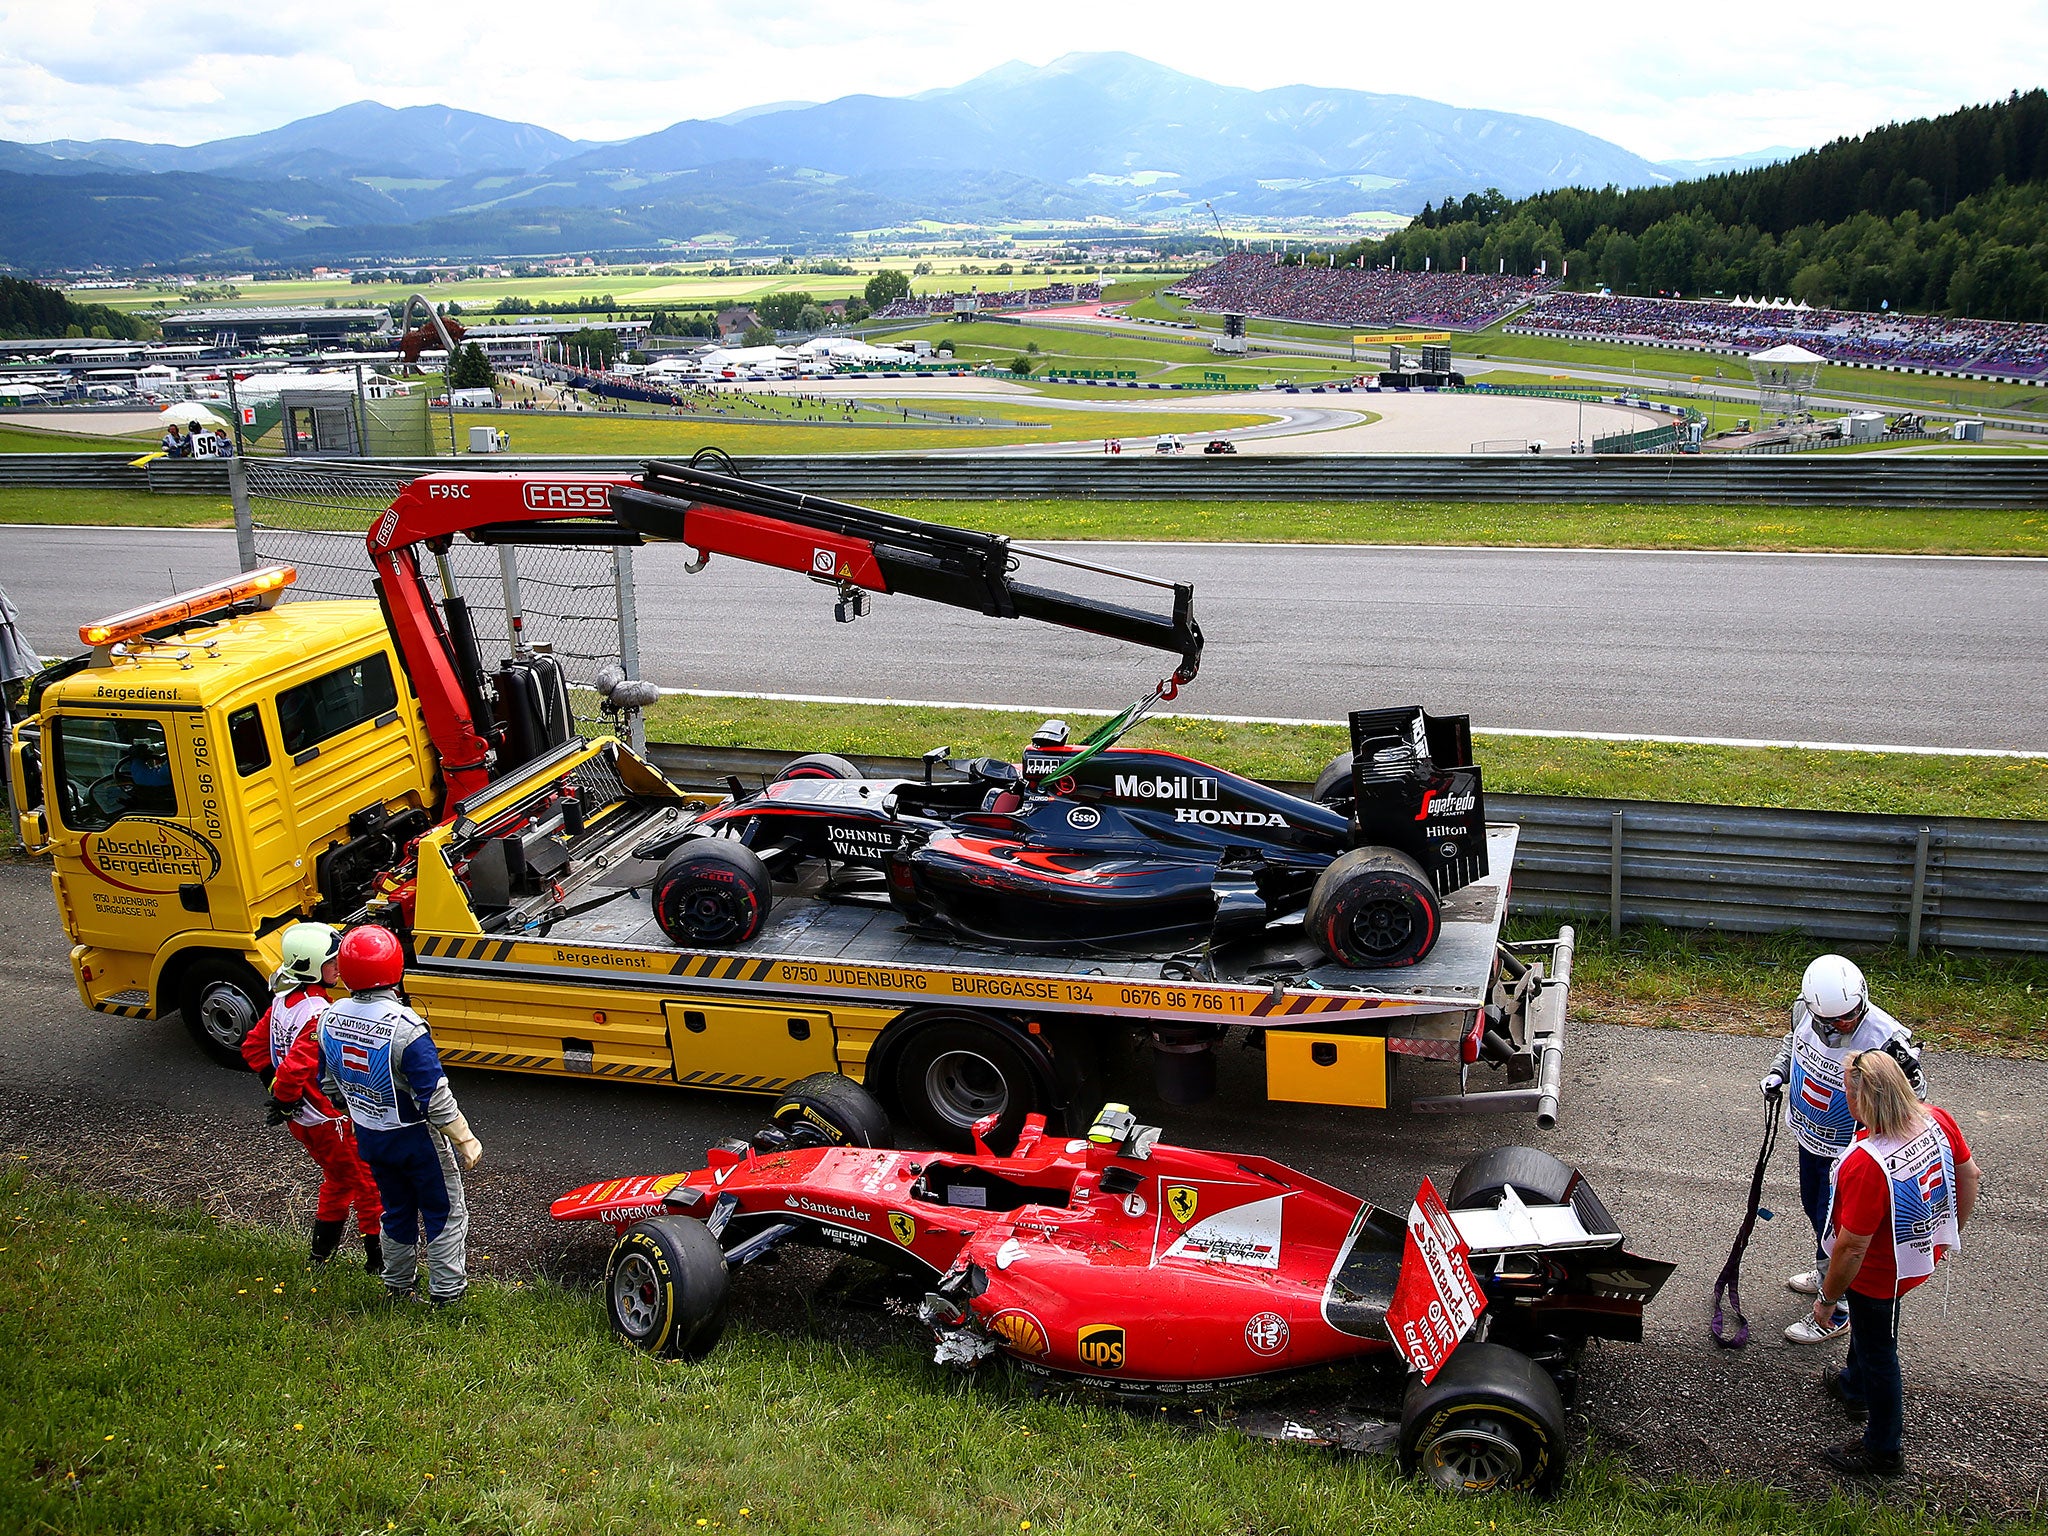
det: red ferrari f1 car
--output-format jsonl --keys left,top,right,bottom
{"left": 552, "top": 1075, "right": 1672, "bottom": 1495}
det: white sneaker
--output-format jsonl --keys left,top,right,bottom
{"left": 1784, "top": 1311, "right": 1850, "bottom": 1345}
{"left": 1787, "top": 1271, "right": 1822, "bottom": 1296}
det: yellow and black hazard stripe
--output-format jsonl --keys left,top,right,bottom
{"left": 438, "top": 1047, "right": 675, "bottom": 1082}
{"left": 666, "top": 953, "right": 778, "bottom": 982}
{"left": 673, "top": 1070, "right": 788, "bottom": 1091}
{"left": 94, "top": 999, "right": 155, "bottom": 1019}
{"left": 417, "top": 936, "right": 519, "bottom": 963}
{"left": 1247, "top": 992, "right": 1384, "bottom": 1019}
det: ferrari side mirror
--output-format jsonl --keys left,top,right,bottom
{"left": 970, "top": 1111, "right": 1001, "bottom": 1157}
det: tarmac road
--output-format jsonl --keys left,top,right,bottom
{"left": 0, "top": 856, "right": 2040, "bottom": 1510}
{"left": 6, "top": 526, "right": 2047, "bottom": 749}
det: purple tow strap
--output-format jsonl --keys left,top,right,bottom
{"left": 1710, "top": 1097, "right": 1781, "bottom": 1349}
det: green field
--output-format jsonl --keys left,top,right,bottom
{"left": 0, "top": 423, "right": 152, "bottom": 453}
{"left": 0, "top": 487, "right": 234, "bottom": 526}
{"left": 73, "top": 261, "right": 1194, "bottom": 319}
{"left": 643, "top": 693, "right": 2048, "bottom": 821}
{"left": 1, "top": 1169, "right": 2015, "bottom": 1536}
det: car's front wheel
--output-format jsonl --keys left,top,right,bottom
{"left": 605, "top": 1216, "right": 731, "bottom": 1360}
{"left": 179, "top": 955, "right": 267, "bottom": 1070}
{"left": 652, "top": 838, "right": 772, "bottom": 947}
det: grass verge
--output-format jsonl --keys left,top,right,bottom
{"left": 0, "top": 486, "right": 234, "bottom": 526}
{"left": 861, "top": 498, "right": 2048, "bottom": 552}
{"left": 642, "top": 694, "right": 2048, "bottom": 821}
{"left": 0, "top": 1168, "right": 2016, "bottom": 1536}
{"left": 2, "top": 486, "right": 2043, "bottom": 554}
{"left": 0, "top": 424, "right": 153, "bottom": 454}
{"left": 1516, "top": 919, "right": 2046, "bottom": 1059}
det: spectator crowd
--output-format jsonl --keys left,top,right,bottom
{"left": 873, "top": 281, "right": 1104, "bottom": 320}
{"left": 1168, "top": 253, "right": 1555, "bottom": 331}
{"left": 1515, "top": 292, "right": 2048, "bottom": 378}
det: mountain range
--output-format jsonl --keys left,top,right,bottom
{"left": 0, "top": 53, "right": 1767, "bottom": 270}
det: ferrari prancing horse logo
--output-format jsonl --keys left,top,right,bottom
{"left": 1166, "top": 1186, "right": 1199, "bottom": 1224}
{"left": 888, "top": 1212, "right": 917, "bottom": 1246}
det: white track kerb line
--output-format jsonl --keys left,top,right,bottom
{"left": 655, "top": 689, "right": 2048, "bottom": 760}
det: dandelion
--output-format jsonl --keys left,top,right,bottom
{"left": 104, "top": 1435, "right": 115, "bottom": 1441}
{"left": 294, "top": 1424, "right": 303, "bottom": 1431}
{"left": 214, "top": 1464, "right": 224, "bottom": 1471}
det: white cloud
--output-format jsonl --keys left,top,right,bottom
{"left": 0, "top": 0, "right": 2042, "bottom": 159}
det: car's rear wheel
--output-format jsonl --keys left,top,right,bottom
{"left": 605, "top": 1216, "right": 731, "bottom": 1360}
{"left": 652, "top": 838, "right": 772, "bottom": 947}
{"left": 771, "top": 1072, "right": 893, "bottom": 1149}
{"left": 1311, "top": 749, "right": 1354, "bottom": 803}
{"left": 1399, "top": 1340, "right": 1567, "bottom": 1496}
{"left": 179, "top": 955, "right": 267, "bottom": 1070}
{"left": 1307, "top": 846, "right": 1440, "bottom": 968}
{"left": 775, "top": 753, "right": 860, "bottom": 782}
{"left": 886, "top": 1013, "right": 1051, "bottom": 1150}
{"left": 1448, "top": 1145, "right": 1579, "bottom": 1211}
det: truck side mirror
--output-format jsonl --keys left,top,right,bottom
{"left": 17, "top": 810, "right": 46, "bottom": 855}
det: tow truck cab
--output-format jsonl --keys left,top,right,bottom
{"left": 8, "top": 569, "right": 438, "bottom": 1061}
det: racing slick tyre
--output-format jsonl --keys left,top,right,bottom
{"left": 1447, "top": 1145, "right": 1579, "bottom": 1211}
{"left": 1311, "top": 749, "right": 1354, "bottom": 804}
{"left": 775, "top": 753, "right": 860, "bottom": 782}
{"left": 1399, "top": 1340, "right": 1568, "bottom": 1496}
{"left": 652, "top": 838, "right": 772, "bottom": 948}
{"left": 771, "top": 1072, "right": 894, "bottom": 1149}
{"left": 1306, "top": 847, "right": 1439, "bottom": 969}
{"left": 886, "top": 1013, "right": 1053, "bottom": 1151}
{"left": 605, "top": 1215, "right": 731, "bottom": 1360}
{"left": 179, "top": 954, "right": 268, "bottom": 1070}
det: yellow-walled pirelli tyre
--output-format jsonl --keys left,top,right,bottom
{"left": 1398, "top": 1340, "right": 1568, "bottom": 1496}
{"left": 771, "top": 1071, "right": 893, "bottom": 1149}
{"left": 605, "top": 1216, "right": 730, "bottom": 1360}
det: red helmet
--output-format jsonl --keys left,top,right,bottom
{"left": 337, "top": 925, "right": 405, "bottom": 992}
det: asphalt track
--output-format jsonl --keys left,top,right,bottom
{"left": 6, "top": 526, "right": 2047, "bottom": 750}
{"left": 0, "top": 856, "right": 2040, "bottom": 1509}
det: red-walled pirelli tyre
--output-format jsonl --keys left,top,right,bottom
{"left": 1306, "top": 846, "right": 1440, "bottom": 968}
{"left": 652, "top": 838, "right": 771, "bottom": 947}
{"left": 1399, "top": 1340, "right": 1568, "bottom": 1496}
{"left": 605, "top": 1216, "right": 731, "bottom": 1360}
{"left": 775, "top": 753, "right": 860, "bottom": 782}
{"left": 771, "top": 1072, "right": 894, "bottom": 1149}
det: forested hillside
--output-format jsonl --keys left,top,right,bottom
{"left": 1342, "top": 91, "right": 2048, "bottom": 320}
{"left": 0, "top": 275, "right": 155, "bottom": 340}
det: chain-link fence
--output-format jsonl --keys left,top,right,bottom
{"left": 232, "top": 458, "right": 641, "bottom": 745}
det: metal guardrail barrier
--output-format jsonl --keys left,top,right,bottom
{"left": 4, "top": 451, "right": 2048, "bottom": 506}
{"left": 643, "top": 743, "right": 2048, "bottom": 955}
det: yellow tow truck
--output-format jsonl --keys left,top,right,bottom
{"left": 10, "top": 461, "right": 1571, "bottom": 1143}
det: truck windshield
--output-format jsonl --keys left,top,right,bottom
{"left": 51, "top": 715, "right": 178, "bottom": 831}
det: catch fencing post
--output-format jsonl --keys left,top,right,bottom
{"left": 613, "top": 547, "right": 645, "bottom": 754}
{"left": 1609, "top": 809, "right": 1624, "bottom": 939}
{"left": 230, "top": 456, "right": 256, "bottom": 573}
{"left": 1907, "top": 827, "right": 1931, "bottom": 957}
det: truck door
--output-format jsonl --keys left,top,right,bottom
{"left": 44, "top": 709, "right": 222, "bottom": 959}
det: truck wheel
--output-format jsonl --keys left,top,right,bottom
{"left": 772, "top": 1072, "right": 893, "bottom": 1149}
{"left": 1448, "top": 1146, "right": 1578, "bottom": 1211}
{"left": 605, "top": 1215, "right": 731, "bottom": 1360}
{"left": 1307, "top": 847, "right": 1439, "bottom": 968}
{"left": 887, "top": 1013, "right": 1052, "bottom": 1150}
{"left": 775, "top": 753, "right": 859, "bottom": 782}
{"left": 652, "top": 838, "right": 771, "bottom": 947}
{"left": 1311, "top": 749, "right": 1354, "bottom": 803}
{"left": 1399, "top": 1340, "right": 1567, "bottom": 1496}
{"left": 179, "top": 955, "right": 267, "bottom": 1070}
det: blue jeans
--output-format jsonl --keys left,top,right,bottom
{"left": 1838, "top": 1290, "right": 1904, "bottom": 1455}
{"left": 1797, "top": 1145, "right": 1835, "bottom": 1264}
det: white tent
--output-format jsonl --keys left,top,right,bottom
{"left": 1747, "top": 343, "right": 1828, "bottom": 365}
{"left": 159, "top": 401, "right": 229, "bottom": 429}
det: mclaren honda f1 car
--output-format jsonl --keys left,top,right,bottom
{"left": 644, "top": 700, "right": 1488, "bottom": 972}
{"left": 552, "top": 1075, "right": 1672, "bottom": 1496}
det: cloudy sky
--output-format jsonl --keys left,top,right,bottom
{"left": 2, "top": 0, "right": 2041, "bottom": 161}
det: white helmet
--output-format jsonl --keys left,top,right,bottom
{"left": 1801, "top": 954, "right": 1868, "bottom": 1030}
{"left": 276, "top": 922, "right": 341, "bottom": 989}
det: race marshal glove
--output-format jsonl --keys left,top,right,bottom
{"left": 1760, "top": 1073, "right": 1785, "bottom": 1099}
{"left": 438, "top": 1113, "right": 483, "bottom": 1171}
{"left": 264, "top": 1096, "right": 297, "bottom": 1127}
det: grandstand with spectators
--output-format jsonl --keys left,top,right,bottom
{"left": 1512, "top": 292, "right": 2048, "bottom": 381}
{"left": 874, "top": 282, "right": 1103, "bottom": 320}
{"left": 1168, "top": 253, "right": 1555, "bottom": 331}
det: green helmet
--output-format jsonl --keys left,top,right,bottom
{"left": 276, "top": 922, "right": 341, "bottom": 989}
